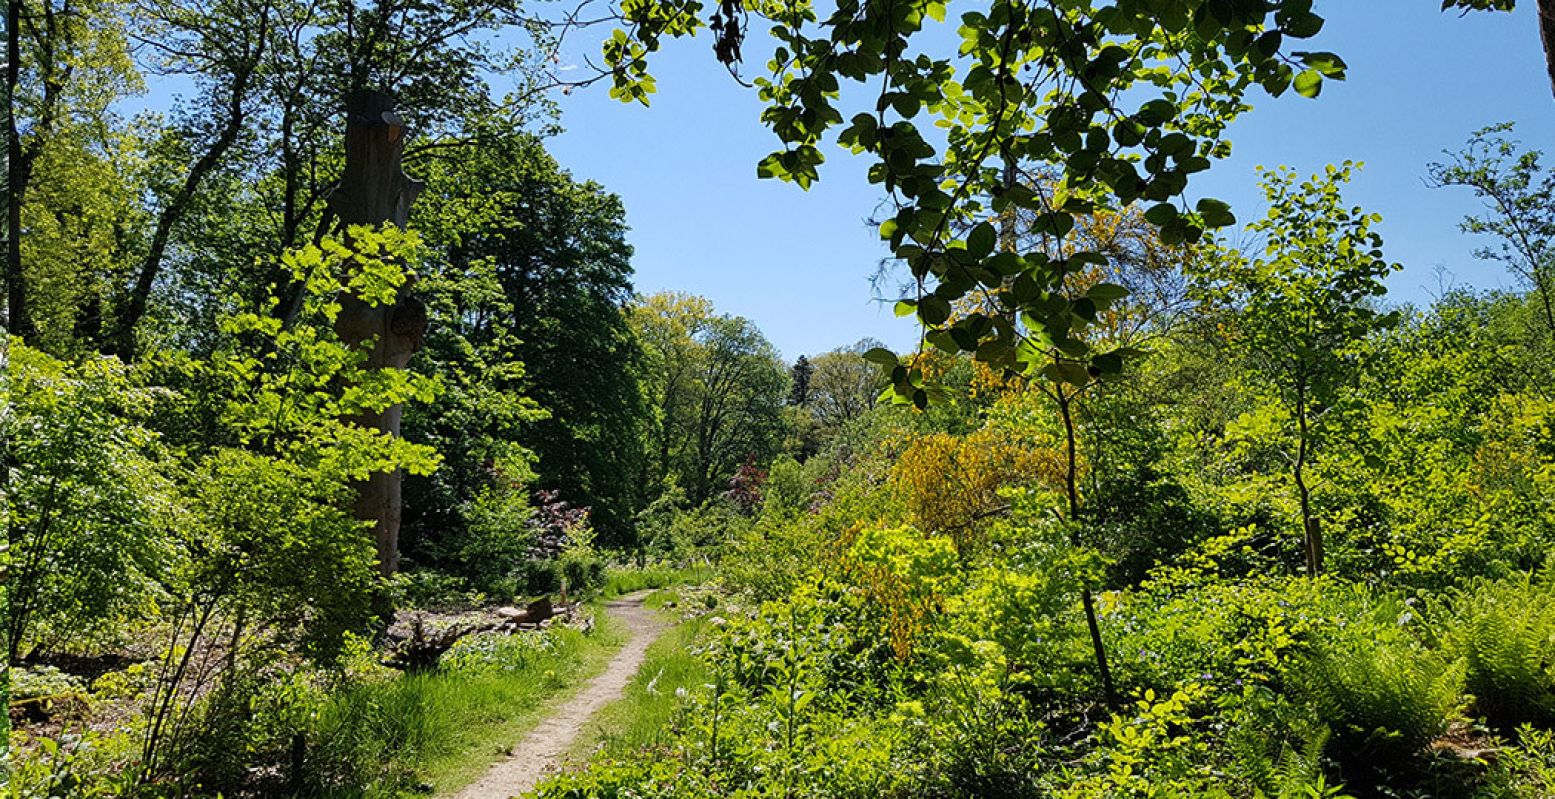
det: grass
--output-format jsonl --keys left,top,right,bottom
{"left": 601, "top": 561, "right": 716, "bottom": 597}
{"left": 308, "top": 609, "right": 627, "bottom": 798}
{"left": 562, "top": 610, "right": 711, "bottom": 762}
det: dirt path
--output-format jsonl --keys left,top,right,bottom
{"left": 451, "top": 592, "right": 666, "bottom": 799}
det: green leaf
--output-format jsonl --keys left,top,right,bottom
{"left": 863, "top": 347, "right": 899, "bottom": 366}
{"left": 1144, "top": 202, "right": 1179, "bottom": 226}
{"left": 894, "top": 299, "right": 917, "bottom": 317}
{"left": 968, "top": 222, "right": 997, "bottom": 258}
{"left": 1092, "top": 352, "right": 1124, "bottom": 374}
{"left": 919, "top": 295, "right": 952, "bottom": 325}
{"left": 1293, "top": 69, "right": 1323, "bottom": 98}
{"left": 1051, "top": 362, "right": 1091, "bottom": 386}
{"left": 1087, "top": 283, "right": 1130, "bottom": 303}
{"left": 1295, "top": 51, "right": 1348, "bottom": 78}
{"left": 1196, "top": 197, "right": 1236, "bottom": 228}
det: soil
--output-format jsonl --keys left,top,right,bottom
{"left": 449, "top": 591, "right": 667, "bottom": 799}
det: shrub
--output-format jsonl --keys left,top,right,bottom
{"left": 521, "top": 558, "right": 563, "bottom": 595}
{"left": 7, "top": 344, "right": 179, "bottom": 661}
{"left": 8, "top": 729, "right": 141, "bottom": 799}
{"left": 454, "top": 478, "right": 535, "bottom": 595}
{"left": 1479, "top": 725, "right": 1555, "bottom": 799}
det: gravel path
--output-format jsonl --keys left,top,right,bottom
{"left": 450, "top": 592, "right": 666, "bottom": 799}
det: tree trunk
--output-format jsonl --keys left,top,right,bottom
{"left": 329, "top": 89, "right": 425, "bottom": 577}
{"left": 1538, "top": 0, "right": 1555, "bottom": 100}
{"left": 6, "top": 0, "right": 31, "bottom": 338}
{"left": 1294, "top": 376, "right": 1322, "bottom": 576}
{"left": 1058, "top": 392, "right": 1117, "bottom": 708}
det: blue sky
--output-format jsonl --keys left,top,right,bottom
{"left": 538, "top": 1, "right": 1555, "bottom": 359}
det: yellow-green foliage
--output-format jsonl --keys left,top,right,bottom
{"left": 843, "top": 525, "right": 957, "bottom": 660}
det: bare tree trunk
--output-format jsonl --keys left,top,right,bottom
{"left": 6, "top": 0, "right": 30, "bottom": 338}
{"left": 1538, "top": 0, "right": 1555, "bottom": 100}
{"left": 1058, "top": 391, "right": 1117, "bottom": 708}
{"left": 1294, "top": 375, "right": 1322, "bottom": 576}
{"left": 329, "top": 89, "right": 425, "bottom": 577}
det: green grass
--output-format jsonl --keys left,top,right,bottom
{"left": 601, "top": 562, "right": 715, "bottom": 597}
{"left": 308, "top": 610, "right": 626, "bottom": 798}
{"left": 562, "top": 613, "right": 710, "bottom": 762}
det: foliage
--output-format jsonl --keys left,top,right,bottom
{"left": 590, "top": 0, "right": 1358, "bottom": 413}
{"left": 631, "top": 292, "right": 791, "bottom": 504}
{"left": 1288, "top": 624, "right": 1465, "bottom": 773}
{"left": 6, "top": 344, "right": 177, "bottom": 661}
{"left": 1429, "top": 123, "right": 1555, "bottom": 337}
{"left": 1188, "top": 163, "right": 1398, "bottom": 574}
{"left": 408, "top": 131, "right": 647, "bottom": 547}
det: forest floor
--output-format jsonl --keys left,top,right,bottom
{"left": 449, "top": 590, "right": 668, "bottom": 799}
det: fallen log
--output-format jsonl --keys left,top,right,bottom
{"left": 385, "top": 597, "right": 567, "bottom": 670}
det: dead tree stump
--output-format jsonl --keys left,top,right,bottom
{"left": 329, "top": 89, "right": 425, "bottom": 577}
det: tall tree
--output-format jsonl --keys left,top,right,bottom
{"left": 1429, "top": 122, "right": 1555, "bottom": 339}
{"left": 1189, "top": 163, "right": 1398, "bottom": 576}
{"left": 110, "top": 0, "right": 557, "bottom": 354}
{"left": 406, "top": 130, "right": 647, "bottom": 546}
{"left": 788, "top": 354, "right": 813, "bottom": 406}
{"left": 806, "top": 340, "right": 886, "bottom": 431}
{"left": 7, "top": 0, "right": 141, "bottom": 349}
{"left": 111, "top": 0, "right": 276, "bottom": 357}
{"left": 632, "top": 292, "right": 789, "bottom": 504}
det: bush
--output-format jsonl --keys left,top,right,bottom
{"left": 453, "top": 479, "right": 535, "bottom": 595}
{"left": 561, "top": 553, "right": 607, "bottom": 596}
{"left": 7, "top": 345, "right": 179, "bottom": 661}
{"left": 521, "top": 558, "right": 563, "bottom": 595}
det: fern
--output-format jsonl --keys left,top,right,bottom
{"left": 1289, "top": 630, "right": 1465, "bottom": 769}
{"left": 1448, "top": 573, "right": 1555, "bottom": 728}
{"left": 1271, "top": 723, "right": 1331, "bottom": 798}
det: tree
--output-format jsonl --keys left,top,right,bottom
{"left": 6, "top": 344, "right": 176, "bottom": 661}
{"left": 1189, "top": 163, "right": 1398, "bottom": 576}
{"left": 136, "top": 227, "right": 438, "bottom": 785}
{"left": 631, "top": 292, "right": 790, "bottom": 504}
{"left": 108, "top": 0, "right": 558, "bottom": 355}
{"left": 408, "top": 130, "right": 647, "bottom": 546}
{"left": 1429, "top": 122, "right": 1555, "bottom": 339}
{"left": 404, "top": 132, "right": 646, "bottom": 547}
{"left": 325, "top": 89, "right": 430, "bottom": 578}
{"left": 807, "top": 340, "right": 885, "bottom": 431}
{"left": 789, "top": 355, "right": 813, "bottom": 406}
{"left": 6, "top": 0, "right": 142, "bottom": 349}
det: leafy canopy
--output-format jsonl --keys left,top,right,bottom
{"left": 598, "top": 0, "right": 1345, "bottom": 403}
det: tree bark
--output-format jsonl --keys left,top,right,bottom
{"left": 1538, "top": 0, "right": 1555, "bottom": 100}
{"left": 1294, "top": 374, "right": 1323, "bottom": 576}
{"left": 1058, "top": 391, "right": 1117, "bottom": 708}
{"left": 330, "top": 89, "right": 425, "bottom": 577}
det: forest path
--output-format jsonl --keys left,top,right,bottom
{"left": 450, "top": 591, "right": 667, "bottom": 799}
